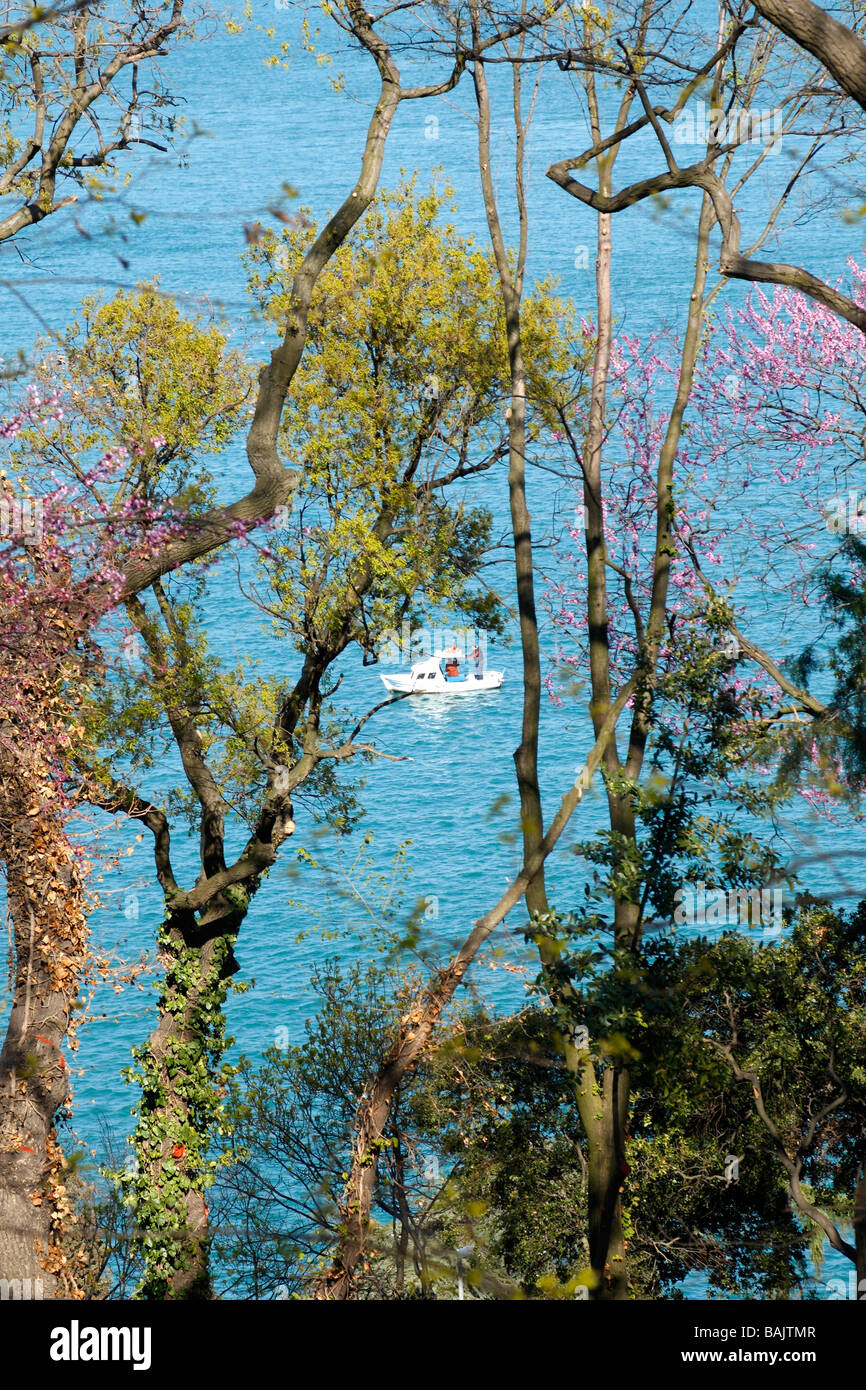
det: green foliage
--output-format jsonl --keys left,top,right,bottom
{"left": 77, "top": 187, "right": 580, "bottom": 834}
{"left": 815, "top": 537, "right": 866, "bottom": 784}
{"left": 85, "top": 191, "right": 589, "bottom": 1301}
{"left": 246, "top": 177, "right": 580, "bottom": 659}
{"left": 567, "top": 604, "right": 794, "bottom": 927}
{"left": 408, "top": 1008, "right": 590, "bottom": 1292}
{"left": 209, "top": 896, "right": 866, "bottom": 1299}
{"left": 12, "top": 282, "right": 253, "bottom": 511}
{"left": 210, "top": 957, "right": 425, "bottom": 1299}
{"left": 524, "top": 899, "right": 866, "bottom": 1297}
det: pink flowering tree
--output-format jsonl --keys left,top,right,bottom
{"left": 540, "top": 263, "right": 866, "bottom": 916}
{"left": 677, "top": 272, "right": 866, "bottom": 833}
{"left": 540, "top": 324, "right": 793, "bottom": 944}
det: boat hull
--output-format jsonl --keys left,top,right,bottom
{"left": 381, "top": 671, "right": 504, "bottom": 695}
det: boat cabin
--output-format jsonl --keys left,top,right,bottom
{"left": 409, "top": 653, "right": 463, "bottom": 684}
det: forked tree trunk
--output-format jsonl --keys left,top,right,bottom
{"left": 122, "top": 10, "right": 412, "bottom": 1298}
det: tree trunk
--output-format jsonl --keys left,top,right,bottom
{"left": 471, "top": 31, "right": 548, "bottom": 918}
{"left": 585, "top": 1066, "right": 629, "bottom": 1299}
{"left": 0, "top": 758, "right": 88, "bottom": 1298}
{"left": 127, "top": 900, "right": 242, "bottom": 1300}
{"left": 852, "top": 1162, "right": 866, "bottom": 1296}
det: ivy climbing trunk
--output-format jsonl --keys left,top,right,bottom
{"left": 123, "top": 899, "right": 243, "bottom": 1299}
{"left": 0, "top": 746, "right": 88, "bottom": 1298}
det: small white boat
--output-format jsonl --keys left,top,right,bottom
{"left": 380, "top": 651, "right": 504, "bottom": 696}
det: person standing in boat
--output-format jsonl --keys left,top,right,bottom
{"left": 472, "top": 643, "right": 484, "bottom": 679}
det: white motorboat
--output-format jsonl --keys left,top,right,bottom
{"left": 380, "top": 650, "right": 504, "bottom": 696}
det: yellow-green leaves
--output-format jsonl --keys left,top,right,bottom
{"left": 17, "top": 282, "right": 254, "bottom": 510}
{"left": 246, "top": 177, "right": 572, "bottom": 655}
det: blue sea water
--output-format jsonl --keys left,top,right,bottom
{"left": 0, "top": 2, "right": 863, "bottom": 1298}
